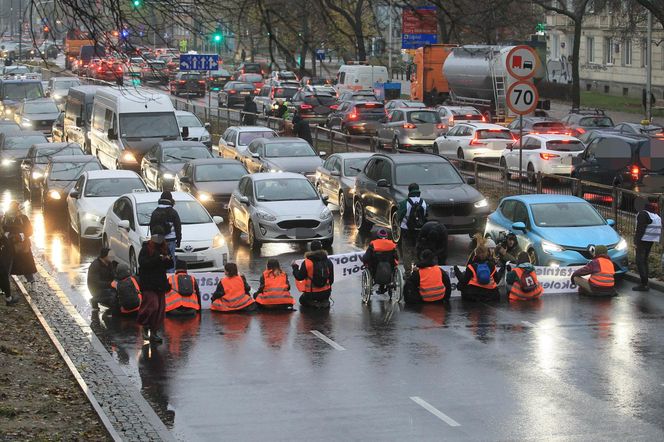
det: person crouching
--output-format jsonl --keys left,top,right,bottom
{"left": 254, "top": 259, "right": 295, "bottom": 310}
{"left": 506, "top": 252, "right": 543, "bottom": 301}
{"left": 454, "top": 240, "right": 504, "bottom": 302}
{"left": 405, "top": 249, "right": 450, "bottom": 304}
{"left": 111, "top": 263, "right": 142, "bottom": 315}
{"left": 165, "top": 260, "right": 201, "bottom": 316}
{"left": 571, "top": 245, "right": 616, "bottom": 297}
{"left": 211, "top": 263, "right": 256, "bottom": 312}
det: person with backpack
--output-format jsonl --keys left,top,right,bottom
{"left": 254, "top": 259, "right": 295, "bottom": 309}
{"left": 396, "top": 183, "right": 427, "bottom": 241}
{"left": 211, "top": 262, "right": 256, "bottom": 312}
{"left": 453, "top": 238, "right": 504, "bottom": 302}
{"left": 404, "top": 249, "right": 451, "bottom": 304}
{"left": 149, "top": 191, "right": 181, "bottom": 272}
{"left": 165, "top": 260, "right": 201, "bottom": 315}
{"left": 292, "top": 240, "right": 334, "bottom": 308}
{"left": 506, "top": 252, "right": 543, "bottom": 301}
{"left": 111, "top": 263, "right": 142, "bottom": 315}
{"left": 570, "top": 245, "right": 616, "bottom": 297}
{"left": 361, "top": 228, "right": 398, "bottom": 294}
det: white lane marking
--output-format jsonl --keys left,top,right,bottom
{"left": 522, "top": 321, "right": 536, "bottom": 327}
{"left": 410, "top": 396, "right": 461, "bottom": 427}
{"left": 310, "top": 330, "right": 346, "bottom": 351}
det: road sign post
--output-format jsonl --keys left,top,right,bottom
{"left": 505, "top": 45, "right": 540, "bottom": 81}
{"left": 506, "top": 80, "right": 539, "bottom": 192}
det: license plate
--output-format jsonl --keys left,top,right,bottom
{"left": 562, "top": 156, "right": 572, "bottom": 165}
{"left": 178, "top": 254, "right": 198, "bottom": 262}
{"left": 287, "top": 228, "right": 315, "bottom": 238}
{"left": 240, "top": 91, "right": 250, "bottom": 95}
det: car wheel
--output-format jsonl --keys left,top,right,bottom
{"left": 248, "top": 222, "right": 261, "bottom": 250}
{"left": 338, "top": 191, "right": 349, "bottom": 218}
{"left": 500, "top": 158, "right": 509, "bottom": 180}
{"left": 102, "top": 234, "right": 109, "bottom": 250}
{"left": 527, "top": 248, "right": 539, "bottom": 266}
{"left": 353, "top": 200, "right": 372, "bottom": 232}
{"left": 527, "top": 163, "right": 536, "bottom": 184}
{"left": 393, "top": 137, "right": 402, "bottom": 151}
{"left": 228, "top": 212, "right": 241, "bottom": 242}
{"left": 390, "top": 210, "right": 401, "bottom": 242}
{"left": 432, "top": 142, "right": 439, "bottom": 154}
{"left": 129, "top": 248, "right": 138, "bottom": 275}
{"left": 457, "top": 147, "right": 464, "bottom": 161}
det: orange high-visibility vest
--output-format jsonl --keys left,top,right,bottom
{"left": 211, "top": 275, "right": 255, "bottom": 312}
{"left": 509, "top": 268, "right": 543, "bottom": 301}
{"left": 589, "top": 257, "right": 615, "bottom": 288}
{"left": 370, "top": 238, "right": 396, "bottom": 252}
{"left": 111, "top": 276, "right": 142, "bottom": 314}
{"left": 303, "top": 259, "right": 331, "bottom": 293}
{"left": 418, "top": 266, "right": 446, "bottom": 302}
{"left": 467, "top": 263, "right": 497, "bottom": 290}
{"left": 256, "top": 271, "right": 295, "bottom": 306}
{"left": 165, "top": 273, "right": 200, "bottom": 312}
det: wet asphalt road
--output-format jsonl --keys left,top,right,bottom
{"left": 3, "top": 180, "right": 664, "bottom": 441}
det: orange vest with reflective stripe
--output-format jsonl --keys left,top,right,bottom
{"left": 509, "top": 268, "right": 543, "bottom": 301}
{"left": 111, "top": 277, "right": 142, "bottom": 314}
{"left": 418, "top": 266, "right": 446, "bottom": 302}
{"left": 165, "top": 272, "right": 200, "bottom": 312}
{"left": 303, "top": 258, "right": 331, "bottom": 293}
{"left": 371, "top": 239, "right": 396, "bottom": 253}
{"left": 256, "top": 271, "right": 295, "bottom": 306}
{"left": 211, "top": 275, "right": 255, "bottom": 312}
{"left": 467, "top": 263, "right": 497, "bottom": 290}
{"left": 589, "top": 257, "right": 615, "bottom": 288}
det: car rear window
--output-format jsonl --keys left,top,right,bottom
{"left": 180, "top": 74, "right": 201, "bottom": 80}
{"left": 579, "top": 116, "right": 614, "bottom": 127}
{"left": 533, "top": 122, "right": 567, "bottom": 132}
{"left": 407, "top": 111, "right": 440, "bottom": 124}
{"left": 303, "top": 95, "right": 337, "bottom": 106}
{"left": 477, "top": 129, "right": 513, "bottom": 140}
{"left": 241, "top": 74, "right": 263, "bottom": 82}
{"left": 546, "top": 140, "right": 584, "bottom": 151}
{"left": 452, "top": 114, "right": 483, "bottom": 121}
{"left": 356, "top": 103, "right": 384, "bottom": 113}
{"left": 273, "top": 88, "right": 298, "bottom": 99}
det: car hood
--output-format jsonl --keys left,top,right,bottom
{"left": 536, "top": 225, "right": 620, "bottom": 248}
{"left": 394, "top": 184, "right": 484, "bottom": 203}
{"left": 160, "top": 163, "right": 186, "bottom": 174}
{"left": 24, "top": 111, "right": 60, "bottom": 121}
{"left": 78, "top": 197, "right": 119, "bottom": 217}
{"left": 265, "top": 156, "right": 322, "bottom": 173}
{"left": 1, "top": 148, "right": 30, "bottom": 160}
{"left": 257, "top": 199, "right": 325, "bottom": 217}
{"left": 195, "top": 181, "right": 238, "bottom": 195}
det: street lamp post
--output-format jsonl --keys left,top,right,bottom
{"left": 646, "top": 10, "right": 653, "bottom": 122}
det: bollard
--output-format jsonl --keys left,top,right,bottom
{"left": 536, "top": 172, "right": 543, "bottom": 194}
{"left": 611, "top": 187, "right": 619, "bottom": 223}
{"left": 503, "top": 163, "right": 509, "bottom": 193}
{"left": 226, "top": 108, "right": 230, "bottom": 128}
{"left": 473, "top": 161, "right": 479, "bottom": 185}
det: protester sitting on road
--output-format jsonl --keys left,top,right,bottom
{"left": 2, "top": 201, "right": 37, "bottom": 289}
{"left": 165, "top": 260, "right": 201, "bottom": 316}
{"left": 633, "top": 197, "right": 661, "bottom": 291}
{"left": 111, "top": 263, "right": 142, "bottom": 315}
{"left": 137, "top": 227, "right": 173, "bottom": 343}
{"left": 404, "top": 249, "right": 450, "bottom": 304}
{"left": 506, "top": 252, "right": 543, "bottom": 301}
{"left": 211, "top": 262, "right": 256, "bottom": 312}
{"left": 0, "top": 218, "right": 17, "bottom": 306}
{"left": 292, "top": 240, "right": 334, "bottom": 308}
{"left": 396, "top": 183, "right": 427, "bottom": 241}
{"left": 292, "top": 112, "right": 313, "bottom": 145}
{"left": 454, "top": 237, "right": 504, "bottom": 302}
{"left": 416, "top": 221, "right": 448, "bottom": 265}
{"left": 241, "top": 95, "right": 258, "bottom": 126}
{"left": 361, "top": 228, "right": 398, "bottom": 294}
{"left": 87, "top": 247, "right": 117, "bottom": 311}
{"left": 571, "top": 245, "right": 616, "bottom": 297}
{"left": 149, "top": 191, "right": 181, "bottom": 272}
{"left": 254, "top": 259, "right": 295, "bottom": 309}
{"left": 467, "top": 233, "right": 497, "bottom": 265}
{"left": 495, "top": 233, "right": 522, "bottom": 266}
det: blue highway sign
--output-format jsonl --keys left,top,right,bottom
{"left": 179, "top": 54, "right": 219, "bottom": 71}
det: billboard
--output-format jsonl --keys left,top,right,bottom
{"left": 401, "top": 6, "right": 438, "bottom": 49}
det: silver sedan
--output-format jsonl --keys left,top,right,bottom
{"left": 315, "top": 152, "right": 372, "bottom": 217}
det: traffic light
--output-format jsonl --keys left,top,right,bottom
{"left": 43, "top": 25, "right": 49, "bottom": 33}
{"left": 212, "top": 29, "right": 223, "bottom": 43}
{"left": 132, "top": 0, "right": 142, "bottom": 8}
{"left": 535, "top": 23, "right": 546, "bottom": 33}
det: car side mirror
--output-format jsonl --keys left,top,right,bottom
{"left": 118, "top": 219, "right": 130, "bottom": 230}
{"left": 322, "top": 195, "right": 329, "bottom": 204}
{"left": 251, "top": 152, "right": 260, "bottom": 158}
{"left": 204, "top": 122, "right": 211, "bottom": 129}
{"left": 107, "top": 128, "right": 118, "bottom": 140}
{"left": 227, "top": 141, "right": 235, "bottom": 147}
{"left": 181, "top": 126, "right": 189, "bottom": 138}
{"left": 76, "top": 117, "right": 82, "bottom": 127}
{"left": 319, "top": 151, "right": 327, "bottom": 157}
{"left": 69, "top": 190, "right": 80, "bottom": 199}
{"left": 511, "top": 221, "right": 527, "bottom": 231}
{"left": 179, "top": 176, "right": 191, "bottom": 184}
{"left": 376, "top": 178, "right": 390, "bottom": 187}
{"left": 606, "top": 219, "right": 616, "bottom": 227}
{"left": 466, "top": 177, "right": 476, "bottom": 185}
{"left": 149, "top": 158, "right": 157, "bottom": 163}
{"left": 330, "top": 170, "right": 340, "bottom": 177}
{"left": 239, "top": 195, "right": 250, "bottom": 205}
{"left": 213, "top": 215, "right": 224, "bottom": 224}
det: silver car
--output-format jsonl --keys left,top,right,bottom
{"left": 239, "top": 137, "right": 324, "bottom": 181}
{"left": 315, "top": 152, "right": 372, "bottom": 217}
{"left": 228, "top": 172, "right": 334, "bottom": 250}
{"left": 216, "top": 125, "right": 278, "bottom": 160}
{"left": 376, "top": 108, "right": 446, "bottom": 151}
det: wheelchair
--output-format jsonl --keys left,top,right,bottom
{"left": 361, "top": 263, "right": 405, "bottom": 305}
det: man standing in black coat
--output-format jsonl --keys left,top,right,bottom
{"left": 0, "top": 215, "right": 17, "bottom": 305}
{"left": 292, "top": 112, "right": 313, "bottom": 145}
{"left": 149, "top": 191, "right": 181, "bottom": 272}
{"left": 87, "top": 247, "right": 116, "bottom": 311}
{"left": 242, "top": 95, "right": 258, "bottom": 126}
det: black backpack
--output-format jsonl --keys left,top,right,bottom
{"left": 117, "top": 277, "right": 140, "bottom": 310}
{"left": 406, "top": 198, "right": 426, "bottom": 230}
{"left": 311, "top": 259, "right": 331, "bottom": 288}
{"left": 150, "top": 207, "right": 172, "bottom": 235}
{"left": 176, "top": 274, "right": 195, "bottom": 296}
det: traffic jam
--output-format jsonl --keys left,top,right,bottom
{"left": 1, "top": 24, "right": 664, "bottom": 440}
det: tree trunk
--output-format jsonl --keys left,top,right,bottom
{"left": 571, "top": 17, "right": 583, "bottom": 107}
{"left": 437, "top": 9, "right": 449, "bottom": 44}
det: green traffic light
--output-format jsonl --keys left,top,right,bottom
{"left": 132, "top": 0, "right": 141, "bottom": 7}
{"left": 213, "top": 35, "right": 222, "bottom": 42}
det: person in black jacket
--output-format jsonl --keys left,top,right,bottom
{"left": 292, "top": 240, "right": 334, "bottom": 308}
{"left": 149, "top": 191, "right": 181, "bottom": 272}
{"left": 241, "top": 95, "right": 258, "bottom": 126}
{"left": 87, "top": 247, "right": 116, "bottom": 311}
{"left": 0, "top": 218, "right": 16, "bottom": 305}
{"left": 292, "top": 112, "right": 313, "bottom": 145}
{"left": 633, "top": 197, "right": 661, "bottom": 291}
{"left": 416, "top": 221, "right": 448, "bottom": 265}
{"left": 2, "top": 201, "right": 37, "bottom": 288}
{"left": 137, "top": 227, "right": 173, "bottom": 343}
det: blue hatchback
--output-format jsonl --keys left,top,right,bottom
{"left": 484, "top": 195, "right": 628, "bottom": 272}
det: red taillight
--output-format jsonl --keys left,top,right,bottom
{"left": 481, "top": 116, "right": 487, "bottom": 122}
{"left": 348, "top": 112, "right": 358, "bottom": 120}
{"left": 300, "top": 104, "right": 313, "bottom": 110}
{"left": 229, "top": 90, "right": 237, "bottom": 94}
{"left": 469, "top": 137, "right": 486, "bottom": 146}
{"left": 198, "top": 80, "right": 206, "bottom": 84}
{"left": 436, "top": 124, "right": 446, "bottom": 129}
{"left": 403, "top": 123, "right": 417, "bottom": 129}
{"left": 255, "top": 88, "right": 261, "bottom": 94}
{"left": 630, "top": 165, "right": 641, "bottom": 181}
{"left": 178, "top": 80, "right": 186, "bottom": 84}
{"left": 576, "top": 127, "right": 586, "bottom": 134}
{"left": 330, "top": 104, "right": 339, "bottom": 110}
{"left": 540, "top": 153, "right": 560, "bottom": 160}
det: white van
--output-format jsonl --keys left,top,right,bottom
{"left": 89, "top": 87, "right": 180, "bottom": 170}
{"left": 336, "top": 64, "right": 388, "bottom": 93}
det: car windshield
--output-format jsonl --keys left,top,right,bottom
{"left": 212, "top": 69, "right": 231, "bottom": 77}
{"left": 279, "top": 72, "right": 297, "bottom": 79}
{"left": 119, "top": 112, "right": 179, "bottom": 139}
{"left": 4, "top": 66, "right": 30, "bottom": 75}
{"left": 477, "top": 129, "right": 513, "bottom": 140}
{"left": 229, "top": 82, "right": 254, "bottom": 90}
{"left": 176, "top": 114, "right": 202, "bottom": 128}
{"left": 255, "top": 178, "right": 319, "bottom": 201}
{"left": 54, "top": 80, "right": 80, "bottom": 89}
{"left": 265, "top": 142, "right": 316, "bottom": 157}
{"left": 138, "top": 200, "right": 211, "bottom": 225}
{"left": 450, "top": 108, "right": 481, "bottom": 116}
{"left": 2, "top": 83, "right": 44, "bottom": 100}
{"left": 579, "top": 116, "right": 614, "bottom": 127}
{"left": 354, "top": 94, "right": 378, "bottom": 101}
{"left": 24, "top": 101, "right": 59, "bottom": 114}
{"left": 36, "top": 146, "right": 83, "bottom": 163}
{"left": 396, "top": 162, "right": 463, "bottom": 185}
{"left": 546, "top": 140, "right": 585, "bottom": 151}
{"left": 84, "top": 177, "right": 146, "bottom": 197}
{"left": 531, "top": 202, "right": 605, "bottom": 227}
{"left": 344, "top": 158, "right": 369, "bottom": 176}
{"left": 273, "top": 88, "right": 298, "bottom": 99}
{"left": 49, "top": 161, "right": 100, "bottom": 180}
{"left": 407, "top": 111, "right": 440, "bottom": 124}
{"left": 3, "top": 135, "right": 47, "bottom": 149}
{"left": 195, "top": 163, "right": 247, "bottom": 181}
{"left": 162, "top": 147, "right": 210, "bottom": 162}
{"left": 238, "top": 131, "right": 276, "bottom": 146}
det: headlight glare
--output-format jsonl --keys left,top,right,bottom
{"left": 541, "top": 240, "right": 563, "bottom": 254}
{"left": 213, "top": 233, "right": 226, "bottom": 248}
{"left": 474, "top": 198, "right": 488, "bottom": 208}
{"left": 121, "top": 152, "right": 137, "bottom": 163}
{"left": 256, "top": 210, "right": 276, "bottom": 221}
{"left": 615, "top": 238, "right": 627, "bottom": 251}
{"left": 162, "top": 172, "right": 175, "bottom": 180}
{"left": 31, "top": 171, "right": 43, "bottom": 179}
{"left": 48, "top": 189, "right": 61, "bottom": 200}
{"left": 1, "top": 158, "right": 15, "bottom": 167}
{"left": 197, "top": 191, "right": 213, "bottom": 202}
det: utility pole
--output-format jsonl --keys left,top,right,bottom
{"left": 387, "top": 0, "right": 392, "bottom": 78}
{"left": 646, "top": 10, "right": 653, "bottom": 122}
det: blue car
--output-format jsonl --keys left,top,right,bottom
{"left": 484, "top": 194, "right": 628, "bottom": 272}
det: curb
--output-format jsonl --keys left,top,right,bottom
{"left": 623, "top": 271, "right": 664, "bottom": 292}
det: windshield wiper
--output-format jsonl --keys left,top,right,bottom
{"left": 166, "top": 154, "right": 182, "bottom": 161}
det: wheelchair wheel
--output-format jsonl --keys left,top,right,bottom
{"left": 361, "top": 268, "right": 373, "bottom": 304}
{"left": 391, "top": 265, "right": 405, "bottom": 304}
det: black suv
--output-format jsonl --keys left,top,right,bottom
{"left": 560, "top": 109, "right": 614, "bottom": 137}
{"left": 353, "top": 153, "right": 490, "bottom": 240}
{"left": 326, "top": 101, "right": 385, "bottom": 136}
{"left": 169, "top": 72, "right": 206, "bottom": 97}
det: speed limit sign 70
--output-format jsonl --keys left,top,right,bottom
{"left": 506, "top": 81, "right": 539, "bottom": 115}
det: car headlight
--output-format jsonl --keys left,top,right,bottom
{"left": 5, "top": 109, "right": 12, "bottom": 115}
{"left": 121, "top": 152, "right": 137, "bottom": 163}
{"left": 541, "top": 240, "right": 563, "bottom": 254}
{"left": 84, "top": 213, "right": 102, "bottom": 223}
{"left": 212, "top": 233, "right": 226, "bottom": 248}
{"left": 320, "top": 208, "right": 332, "bottom": 221}
{"left": 255, "top": 210, "right": 277, "bottom": 221}
{"left": 48, "top": 189, "right": 61, "bottom": 200}
{"left": 31, "top": 171, "right": 43, "bottom": 179}
{"left": 269, "top": 168, "right": 283, "bottom": 173}
{"left": 201, "top": 134, "right": 211, "bottom": 142}
{"left": 53, "top": 94, "right": 62, "bottom": 100}
{"left": 1, "top": 158, "right": 15, "bottom": 167}
{"left": 162, "top": 172, "right": 175, "bottom": 180}
{"left": 473, "top": 198, "right": 488, "bottom": 208}
{"left": 197, "top": 191, "right": 213, "bottom": 202}
{"left": 615, "top": 238, "right": 627, "bottom": 251}
{"left": 21, "top": 117, "right": 32, "bottom": 128}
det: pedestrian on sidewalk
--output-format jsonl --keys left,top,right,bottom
{"left": 0, "top": 215, "right": 17, "bottom": 305}
{"left": 241, "top": 94, "right": 258, "bottom": 126}
{"left": 87, "top": 247, "right": 116, "bottom": 311}
{"left": 149, "top": 191, "right": 181, "bottom": 273}
{"left": 137, "top": 227, "right": 173, "bottom": 343}
{"left": 633, "top": 197, "right": 661, "bottom": 291}
{"left": 2, "top": 201, "right": 36, "bottom": 289}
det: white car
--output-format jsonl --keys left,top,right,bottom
{"left": 67, "top": 170, "right": 148, "bottom": 241}
{"left": 434, "top": 123, "right": 514, "bottom": 162}
{"left": 500, "top": 134, "right": 585, "bottom": 181}
{"left": 176, "top": 111, "right": 212, "bottom": 148}
{"left": 102, "top": 191, "right": 228, "bottom": 274}
{"left": 435, "top": 105, "right": 485, "bottom": 131}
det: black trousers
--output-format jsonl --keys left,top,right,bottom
{"left": 635, "top": 240, "right": 654, "bottom": 286}
{"left": 0, "top": 270, "right": 10, "bottom": 299}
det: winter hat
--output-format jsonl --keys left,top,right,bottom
{"left": 116, "top": 263, "right": 131, "bottom": 279}
{"left": 159, "top": 191, "right": 174, "bottom": 205}
{"left": 310, "top": 240, "right": 323, "bottom": 251}
{"left": 595, "top": 245, "right": 608, "bottom": 256}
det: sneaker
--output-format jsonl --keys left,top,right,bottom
{"left": 632, "top": 285, "right": 650, "bottom": 292}
{"left": 5, "top": 296, "right": 18, "bottom": 306}
{"left": 150, "top": 332, "right": 163, "bottom": 343}
{"left": 142, "top": 327, "right": 150, "bottom": 341}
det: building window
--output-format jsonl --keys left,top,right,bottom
{"left": 604, "top": 37, "right": 613, "bottom": 64}
{"left": 623, "top": 39, "right": 632, "bottom": 66}
{"left": 587, "top": 37, "right": 595, "bottom": 63}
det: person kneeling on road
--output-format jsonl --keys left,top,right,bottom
{"left": 211, "top": 262, "right": 256, "bottom": 312}
{"left": 111, "top": 263, "right": 142, "bottom": 315}
{"left": 506, "top": 252, "right": 542, "bottom": 301}
{"left": 571, "top": 245, "right": 616, "bottom": 297}
{"left": 87, "top": 247, "right": 117, "bottom": 311}
{"left": 416, "top": 221, "right": 448, "bottom": 265}
{"left": 454, "top": 239, "right": 504, "bottom": 302}
{"left": 292, "top": 240, "right": 334, "bottom": 308}
{"left": 405, "top": 249, "right": 451, "bottom": 304}
{"left": 165, "top": 260, "right": 201, "bottom": 316}
{"left": 254, "top": 259, "right": 295, "bottom": 309}
{"left": 361, "top": 228, "right": 398, "bottom": 294}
